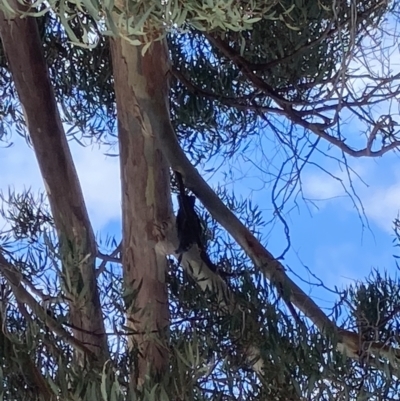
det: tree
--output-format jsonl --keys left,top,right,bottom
{"left": 0, "top": 0, "right": 400, "bottom": 399}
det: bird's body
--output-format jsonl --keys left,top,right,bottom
{"left": 175, "top": 194, "right": 203, "bottom": 254}
{"left": 174, "top": 172, "right": 221, "bottom": 275}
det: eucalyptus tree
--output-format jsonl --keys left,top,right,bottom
{"left": 0, "top": 0, "right": 400, "bottom": 400}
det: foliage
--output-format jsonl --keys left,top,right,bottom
{"left": 1, "top": 0, "right": 336, "bottom": 46}
{"left": 0, "top": 11, "right": 115, "bottom": 146}
{"left": 0, "top": 189, "right": 321, "bottom": 400}
{"left": 1, "top": 1, "right": 400, "bottom": 401}
{"left": 1, "top": 0, "right": 393, "bottom": 163}
{"left": 2, "top": 189, "right": 400, "bottom": 399}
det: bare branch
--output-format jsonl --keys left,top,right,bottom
{"left": 96, "top": 242, "right": 122, "bottom": 277}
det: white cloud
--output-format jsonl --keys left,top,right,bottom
{"left": 0, "top": 138, "right": 42, "bottom": 190}
{"left": 70, "top": 142, "right": 121, "bottom": 231}
{"left": 313, "top": 242, "right": 359, "bottom": 288}
{"left": 363, "top": 182, "right": 400, "bottom": 233}
{"left": 303, "top": 172, "right": 344, "bottom": 200}
{"left": 0, "top": 135, "right": 121, "bottom": 233}
{"left": 303, "top": 159, "right": 374, "bottom": 201}
{"left": 302, "top": 158, "right": 400, "bottom": 233}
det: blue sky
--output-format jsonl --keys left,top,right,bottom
{"left": 1, "top": 124, "right": 399, "bottom": 313}
{"left": 204, "top": 133, "right": 400, "bottom": 307}
{"left": 1, "top": 17, "right": 400, "bottom": 315}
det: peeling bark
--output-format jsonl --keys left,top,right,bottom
{"left": 0, "top": 6, "right": 108, "bottom": 361}
{"left": 110, "top": 38, "right": 173, "bottom": 384}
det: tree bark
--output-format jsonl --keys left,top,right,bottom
{"left": 0, "top": 6, "right": 108, "bottom": 361}
{"left": 110, "top": 37, "right": 173, "bottom": 385}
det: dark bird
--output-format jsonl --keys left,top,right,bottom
{"left": 175, "top": 193, "right": 204, "bottom": 254}
{"left": 174, "top": 172, "right": 220, "bottom": 274}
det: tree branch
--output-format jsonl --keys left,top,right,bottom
{"left": 203, "top": 32, "right": 400, "bottom": 157}
{"left": 156, "top": 77, "right": 400, "bottom": 370}
{"left": 0, "top": 4, "right": 108, "bottom": 360}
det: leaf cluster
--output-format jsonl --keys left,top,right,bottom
{"left": 0, "top": 188, "right": 352, "bottom": 400}
{"left": 4, "top": 189, "right": 400, "bottom": 400}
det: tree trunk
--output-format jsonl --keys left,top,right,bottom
{"left": 110, "top": 37, "right": 173, "bottom": 385}
{"left": 0, "top": 6, "right": 108, "bottom": 362}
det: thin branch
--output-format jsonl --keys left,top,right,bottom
{"left": 96, "top": 241, "right": 122, "bottom": 277}
{"left": 157, "top": 93, "right": 400, "bottom": 370}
